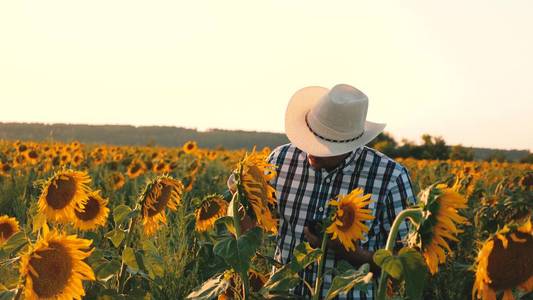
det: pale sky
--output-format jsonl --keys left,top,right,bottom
{"left": 1, "top": 1, "right": 532, "bottom": 150}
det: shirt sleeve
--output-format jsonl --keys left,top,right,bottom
{"left": 381, "top": 166, "right": 417, "bottom": 251}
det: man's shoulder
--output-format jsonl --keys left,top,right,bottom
{"left": 267, "top": 143, "right": 300, "bottom": 163}
{"left": 361, "top": 146, "right": 408, "bottom": 178}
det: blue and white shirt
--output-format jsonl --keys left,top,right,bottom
{"left": 267, "top": 143, "right": 416, "bottom": 300}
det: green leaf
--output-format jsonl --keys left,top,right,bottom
{"left": 398, "top": 248, "right": 427, "bottom": 300}
{"left": 213, "top": 227, "right": 263, "bottom": 274}
{"left": 113, "top": 205, "right": 133, "bottom": 225}
{"left": 143, "top": 251, "right": 165, "bottom": 279}
{"left": 122, "top": 247, "right": 140, "bottom": 273}
{"left": 186, "top": 273, "right": 230, "bottom": 300}
{"left": 0, "top": 231, "right": 27, "bottom": 259}
{"left": 105, "top": 229, "right": 126, "bottom": 248}
{"left": 0, "top": 290, "right": 16, "bottom": 300}
{"left": 292, "top": 242, "right": 322, "bottom": 270}
{"left": 95, "top": 260, "right": 122, "bottom": 282}
{"left": 261, "top": 265, "right": 301, "bottom": 294}
{"left": 373, "top": 249, "right": 403, "bottom": 279}
{"left": 325, "top": 264, "right": 373, "bottom": 300}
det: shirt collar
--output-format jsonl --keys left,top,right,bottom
{"left": 304, "top": 146, "right": 364, "bottom": 174}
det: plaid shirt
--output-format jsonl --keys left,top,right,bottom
{"left": 267, "top": 143, "right": 416, "bottom": 300}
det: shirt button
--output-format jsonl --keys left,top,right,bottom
{"left": 325, "top": 178, "right": 331, "bottom": 184}
{"left": 318, "top": 207, "right": 324, "bottom": 212}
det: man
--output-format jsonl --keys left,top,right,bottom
{"left": 266, "top": 84, "right": 416, "bottom": 299}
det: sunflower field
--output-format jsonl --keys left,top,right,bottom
{"left": 0, "top": 140, "right": 531, "bottom": 300}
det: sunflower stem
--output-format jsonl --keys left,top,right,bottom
{"left": 118, "top": 216, "right": 137, "bottom": 294}
{"left": 312, "top": 230, "right": 329, "bottom": 300}
{"left": 232, "top": 169, "right": 250, "bottom": 299}
{"left": 376, "top": 208, "right": 422, "bottom": 300}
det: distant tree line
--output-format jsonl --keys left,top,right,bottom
{"left": 0, "top": 122, "right": 530, "bottom": 162}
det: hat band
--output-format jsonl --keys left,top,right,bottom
{"left": 305, "top": 113, "right": 364, "bottom": 143}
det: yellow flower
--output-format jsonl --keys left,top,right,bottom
{"left": 472, "top": 219, "right": 533, "bottom": 300}
{"left": 140, "top": 175, "right": 184, "bottom": 235}
{"left": 73, "top": 190, "right": 110, "bottom": 231}
{"left": 0, "top": 215, "right": 20, "bottom": 244}
{"left": 325, "top": 188, "right": 375, "bottom": 252}
{"left": 183, "top": 141, "right": 198, "bottom": 154}
{"left": 127, "top": 160, "right": 146, "bottom": 179}
{"left": 239, "top": 150, "right": 278, "bottom": 234}
{"left": 38, "top": 170, "right": 92, "bottom": 223}
{"left": 109, "top": 171, "right": 126, "bottom": 190}
{"left": 410, "top": 184, "right": 468, "bottom": 274}
{"left": 195, "top": 195, "right": 228, "bottom": 232}
{"left": 19, "top": 229, "right": 95, "bottom": 299}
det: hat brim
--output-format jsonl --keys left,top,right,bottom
{"left": 285, "top": 86, "right": 386, "bottom": 157}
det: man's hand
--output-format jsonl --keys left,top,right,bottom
{"left": 303, "top": 225, "right": 379, "bottom": 274}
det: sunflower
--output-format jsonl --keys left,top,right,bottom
{"left": 0, "top": 215, "right": 20, "bottom": 244}
{"left": 19, "top": 229, "right": 95, "bottom": 300}
{"left": 109, "top": 172, "right": 126, "bottom": 190}
{"left": 408, "top": 183, "right": 468, "bottom": 274}
{"left": 24, "top": 149, "right": 40, "bottom": 165}
{"left": 38, "top": 170, "right": 92, "bottom": 223}
{"left": 73, "top": 190, "right": 110, "bottom": 231}
{"left": 473, "top": 219, "right": 533, "bottom": 300}
{"left": 140, "top": 176, "right": 184, "bottom": 235}
{"left": 183, "top": 141, "right": 198, "bottom": 154}
{"left": 195, "top": 195, "right": 228, "bottom": 232}
{"left": 325, "top": 187, "right": 375, "bottom": 252}
{"left": 238, "top": 150, "right": 278, "bottom": 234}
{"left": 0, "top": 162, "right": 12, "bottom": 176}
{"left": 127, "top": 160, "right": 146, "bottom": 179}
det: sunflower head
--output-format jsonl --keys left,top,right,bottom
{"left": 38, "top": 170, "right": 92, "bottom": 223}
{"left": 127, "top": 160, "right": 146, "bottom": 179}
{"left": 473, "top": 218, "right": 533, "bottom": 300}
{"left": 238, "top": 150, "right": 278, "bottom": 234}
{"left": 408, "top": 183, "right": 468, "bottom": 274}
{"left": 195, "top": 195, "right": 228, "bottom": 232}
{"left": 325, "top": 188, "right": 374, "bottom": 252}
{"left": 73, "top": 190, "right": 110, "bottom": 231}
{"left": 0, "top": 215, "right": 20, "bottom": 244}
{"left": 140, "top": 175, "right": 184, "bottom": 235}
{"left": 183, "top": 141, "right": 198, "bottom": 154}
{"left": 19, "top": 229, "right": 95, "bottom": 299}
{"left": 109, "top": 172, "right": 126, "bottom": 190}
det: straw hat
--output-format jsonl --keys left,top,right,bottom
{"left": 285, "top": 83, "right": 386, "bottom": 157}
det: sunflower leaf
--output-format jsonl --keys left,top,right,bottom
{"left": 292, "top": 242, "right": 322, "bottom": 270}
{"left": 186, "top": 273, "right": 229, "bottom": 300}
{"left": 95, "top": 259, "right": 122, "bottom": 282}
{"left": 113, "top": 205, "right": 132, "bottom": 225}
{"left": 325, "top": 264, "right": 372, "bottom": 300}
{"left": 213, "top": 227, "right": 263, "bottom": 274}
{"left": 398, "top": 247, "right": 427, "bottom": 300}
{"left": 373, "top": 249, "right": 403, "bottom": 279}
{"left": 261, "top": 264, "right": 301, "bottom": 294}
{"left": 0, "top": 231, "right": 27, "bottom": 259}
{"left": 105, "top": 229, "right": 126, "bottom": 248}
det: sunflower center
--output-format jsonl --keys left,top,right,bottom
{"left": 130, "top": 164, "right": 141, "bottom": 174}
{"left": 45, "top": 176, "right": 77, "bottom": 209}
{"left": 199, "top": 201, "right": 221, "bottom": 220}
{"left": 28, "top": 150, "right": 39, "bottom": 159}
{"left": 337, "top": 206, "right": 355, "bottom": 232}
{"left": 0, "top": 223, "right": 14, "bottom": 240}
{"left": 29, "top": 242, "right": 73, "bottom": 298}
{"left": 487, "top": 232, "right": 533, "bottom": 290}
{"left": 75, "top": 196, "right": 101, "bottom": 221}
{"left": 147, "top": 184, "right": 173, "bottom": 217}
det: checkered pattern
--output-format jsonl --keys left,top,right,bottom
{"left": 267, "top": 143, "right": 416, "bottom": 300}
